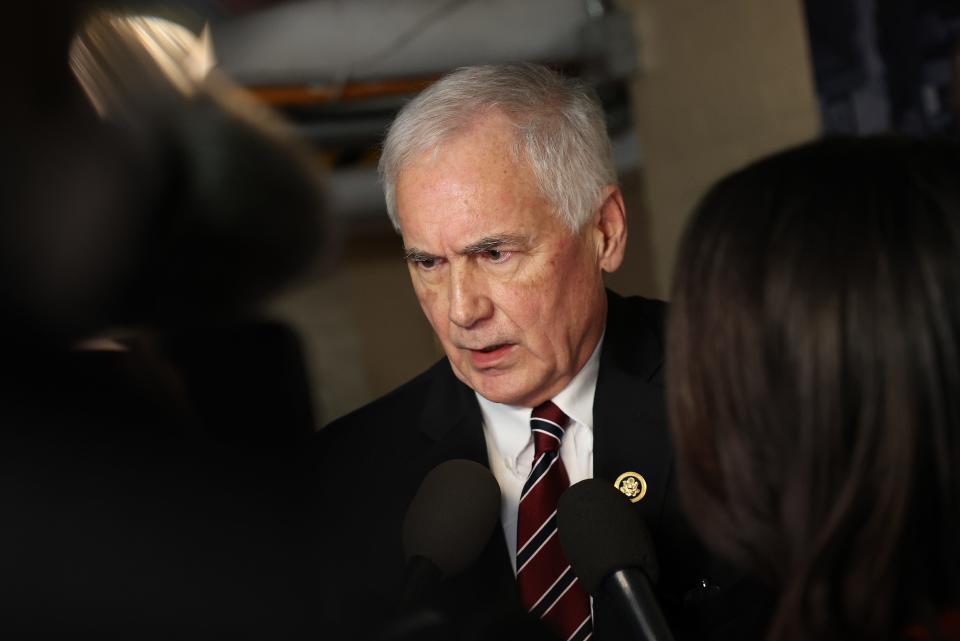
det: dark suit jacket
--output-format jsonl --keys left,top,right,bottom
{"left": 313, "top": 292, "right": 771, "bottom": 641}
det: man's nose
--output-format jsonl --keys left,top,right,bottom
{"left": 448, "top": 265, "right": 493, "bottom": 329}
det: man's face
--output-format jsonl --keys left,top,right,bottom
{"left": 395, "top": 112, "right": 623, "bottom": 407}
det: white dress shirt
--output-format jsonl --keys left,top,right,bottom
{"left": 477, "top": 337, "right": 603, "bottom": 574}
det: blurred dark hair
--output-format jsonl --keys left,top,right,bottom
{"left": 667, "top": 137, "right": 960, "bottom": 641}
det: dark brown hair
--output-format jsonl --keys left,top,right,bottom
{"left": 667, "top": 137, "right": 960, "bottom": 641}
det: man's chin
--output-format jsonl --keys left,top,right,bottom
{"left": 449, "top": 361, "right": 519, "bottom": 404}
{"left": 462, "top": 371, "right": 545, "bottom": 408}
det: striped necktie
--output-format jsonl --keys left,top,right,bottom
{"left": 516, "top": 400, "right": 593, "bottom": 641}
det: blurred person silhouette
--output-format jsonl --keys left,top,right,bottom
{"left": 1, "top": 6, "right": 327, "bottom": 638}
{"left": 667, "top": 137, "right": 960, "bottom": 641}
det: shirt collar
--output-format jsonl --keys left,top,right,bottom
{"left": 476, "top": 335, "right": 603, "bottom": 468}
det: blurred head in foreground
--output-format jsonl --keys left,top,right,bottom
{"left": 2, "top": 9, "right": 325, "bottom": 349}
{"left": 667, "top": 137, "right": 960, "bottom": 641}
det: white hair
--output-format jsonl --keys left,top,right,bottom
{"left": 379, "top": 63, "right": 617, "bottom": 232}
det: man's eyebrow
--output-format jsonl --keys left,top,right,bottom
{"left": 460, "top": 234, "right": 526, "bottom": 255}
{"left": 403, "top": 247, "right": 436, "bottom": 262}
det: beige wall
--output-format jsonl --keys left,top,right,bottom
{"left": 268, "top": 235, "right": 442, "bottom": 425}
{"left": 627, "top": 0, "right": 821, "bottom": 298}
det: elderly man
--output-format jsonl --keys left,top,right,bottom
{"left": 315, "top": 64, "right": 765, "bottom": 641}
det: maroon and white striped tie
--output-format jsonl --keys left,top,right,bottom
{"left": 516, "top": 400, "right": 592, "bottom": 641}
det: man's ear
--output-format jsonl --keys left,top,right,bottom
{"left": 592, "top": 185, "right": 627, "bottom": 273}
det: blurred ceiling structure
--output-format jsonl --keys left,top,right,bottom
{"left": 212, "top": 0, "right": 622, "bottom": 85}
{"left": 125, "top": 0, "right": 640, "bottom": 227}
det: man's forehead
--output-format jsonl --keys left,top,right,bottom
{"left": 396, "top": 175, "right": 551, "bottom": 243}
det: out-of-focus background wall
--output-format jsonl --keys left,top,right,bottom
{"left": 77, "top": 0, "right": 960, "bottom": 424}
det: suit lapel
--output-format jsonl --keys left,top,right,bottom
{"left": 592, "top": 291, "right": 672, "bottom": 529}
{"left": 416, "top": 359, "right": 488, "bottom": 467}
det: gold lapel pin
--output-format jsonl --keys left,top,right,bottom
{"left": 614, "top": 471, "right": 647, "bottom": 503}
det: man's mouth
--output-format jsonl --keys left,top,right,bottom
{"left": 476, "top": 343, "right": 509, "bottom": 353}
{"left": 467, "top": 342, "right": 516, "bottom": 367}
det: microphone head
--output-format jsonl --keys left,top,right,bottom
{"left": 402, "top": 459, "right": 501, "bottom": 578}
{"left": 558, "top": 478, "right": 659, "bottom": 595}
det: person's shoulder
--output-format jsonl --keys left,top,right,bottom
{"left": 319, "top": 357, "right": 452, "bottom": 438}
{"left": 602, "top": 290, "right": 668, "bottom": 385}
{"left": 609, "top": 291, "right": 667, "bottom": 315}
{"left": 607, "top": 290, "right": 667, "bottom": 340}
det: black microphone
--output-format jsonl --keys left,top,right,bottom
{"left": 400, "top": 459, "right": 501, "bottom": 607}
{"left": 375, "top": 460, "right": 501, "bottom": 641}
{"left": 558, "top": 479, "right": 676, "bottom": 641}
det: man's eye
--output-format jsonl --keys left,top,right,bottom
{"left": 484, "top": 249, "right": 511, "bottom": 263}
{"left": 416, "top": 257, "right": 439, "bottom": 270}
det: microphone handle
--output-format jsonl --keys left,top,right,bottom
{"left": 400, "top": 554, "right": 443, "bottom": 608}
{"left": 606, "top": 568, "right": 676, "bottom": 641}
